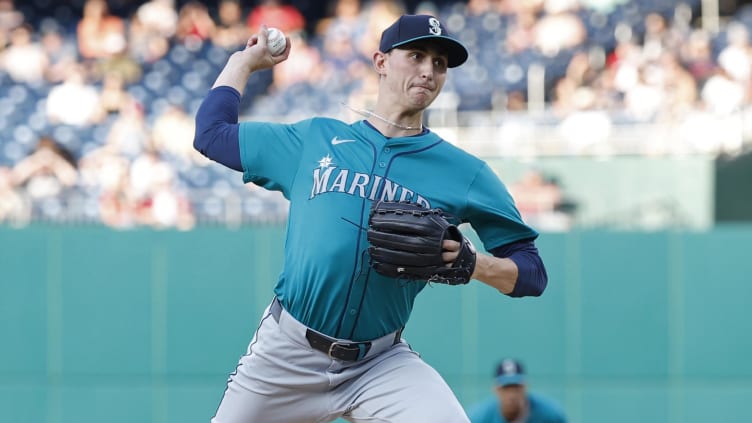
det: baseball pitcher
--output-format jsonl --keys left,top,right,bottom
{"left": 193, "top": 14, "right": 549, "bottom": 423}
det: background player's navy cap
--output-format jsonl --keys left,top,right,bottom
{"left": 495, "top": 359, "right": 526, "bottom": 386}
{"left": 379, "top": 14, "right": 468, "bottom": 68}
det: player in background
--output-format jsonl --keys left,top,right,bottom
{"left": 193, "top": 14, "right": 548, "bottom": 423}
{"left": 466, "top": 358, "right": 567, "bottom": 423}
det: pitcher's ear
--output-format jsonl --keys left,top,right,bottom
{"left": 373, "top": 51, "right": 387, "bottom": 74}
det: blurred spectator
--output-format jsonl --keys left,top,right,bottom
{"left": 606, "top": 37, "right": 642, "bottom": 101}
{"left": 0, "top": 0, "right": 23, "bottom": 35}
{"left": 319, "top": 16, "right": 364, "bottom": 75}
{"left": 357, "top": 0, "right": 404, "bottom": 58}
{"left": 100, "top": 96, "right": 150, "bottom": 158}
{"left": 93, "top": 45, "right": 143, "bottom": 84}
{"left": 94, "top": 154, "right": 135, "bottom": 228}
{"left": 77, "top": 0, "right": 127, "bottom": 60}
{"left": 134, "top": 167, "right": 195, "bottom": 230}
{"left": 656, "top": 51, "right": 698, "bottom": 120}
{"left": 129, "top": 147, "right": 172, "bottom": 201}
{"left": 700, "top": 65, "right": 747, "bottom": 115}
{"left": 39, "top": 21, "right": 79, "bottom": 83}
{"left": 644, "top": 9, "right": 695, "bottom": 66}
{"left": 465, "top": 0, "right": 494, "bottom": 16}
{"left": 716, "top": 22, "right": 752, "bottom": 85}
{"left": 313, "top": 1, "right": 372, "bottom": 96}
{"left": 10, "top": 135, "right": 78, "bottom": 202}
{"left": 129, "top": 148, "right": 194, "bottom": 230}
{"left": 700, "top": 23, "right": 751, "bottom": 115}
{"left": 46, "top": 64, "right": 105, "bottom": 126}
{"left": 679, "top": 29, "right": 717, "bottom": 87}
{"left": 98, "top": 71, "right": 131, "bottom": 115}
{"left": 552, "top": 76, "right": 584, "bottom": 116}
{"left": 212, "top": 0, "right": 249, "bottom": 49}
{"left": 175, "top": 1, "right": 216, "bottom": 47}
{"left": 150, "top": 104, "right": 206, "bottom": 165}
{"left": 0, "top": 165, "right": 29, "bottom": 224}
{"left": 246, "top": 0, "right": 306, "bottom": 34}
{"left": 77, "top": 139, "right": 136, "bottom": 228}
{"left": 641, "top": 12, "right": 672, "bottom": 61}
{"left": 136, "top": 0, "right": 178, "bottom": 39}
{"left": 316, "top": 0, "right": 363, "bottom": 44}
{"left": 127, "top": 10, "right": 170, "bottom": 63}
{"left": 551, "top": 49, "right": 604, "bottom": 116}
{"left": 534, "top": 8, "right": 586, "bottom": 56}
{"left": 508, "top": 170, "right": 574, "bottom": 231}
{"left": 271, "top": 30, "right": 323, "bottom": 91}
{"left": 505, "top": 6, "right": 538, "bottom": 54}
{"left": 78, "top": 137, "right": 123, "bottom": 187}
{"left": 0, "top": 23, "right": 49, "bottom": 83}
{"left": 505, "top": 90, "right": 529, "bottom": 111}
{"left": 622, "top": 66, "right": 665, "bottom": 121}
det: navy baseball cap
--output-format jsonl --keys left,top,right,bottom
{"left": 495, "top": 359, "right": 526, "bottom": 386}
{"left": 379, "top": 14, "right": 468, "bottom": 68}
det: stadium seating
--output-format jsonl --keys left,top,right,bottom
{"left": 0, "top": 0, "right": 742, "bottom": 227}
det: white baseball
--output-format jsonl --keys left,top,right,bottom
{"left": 266, "top": 27, "right": 286, "bottom": 56}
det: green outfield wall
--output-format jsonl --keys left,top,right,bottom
{"left": 484, "top": 156, "right": 715, "bottom": 230}
{"left": 1, "top": 225, "right": 750, "bottom": 423}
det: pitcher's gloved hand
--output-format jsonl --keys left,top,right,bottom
{"left": 367, "top": 201, "right": 477, "bottom": 285}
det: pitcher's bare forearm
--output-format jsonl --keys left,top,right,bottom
{"left": 444, "top": 238, "right": 547, "bottom": 296}
{"left": 473, "top": 254, "right": 520, "bottom": 294}
{"left": 212, "top": 53, "right": 255, "bottom": 94}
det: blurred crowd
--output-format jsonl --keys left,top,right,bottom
{"left": 0, "top": 0, "right": 750, "bottom": 228}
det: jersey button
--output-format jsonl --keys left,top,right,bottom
{"left": 379, "top": 162, "right": 386, "bottom": 168}
{"left": 383, "top": 147, "right": 391, "bottom": 153}
{"left": 349, "top": 309, "right": 357, "bottom": 315}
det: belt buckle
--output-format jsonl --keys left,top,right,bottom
{"left": 327, "top": 341, "right": 349, "bottom": 360}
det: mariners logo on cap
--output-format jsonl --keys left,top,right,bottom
{"left": 379, "top": 14, "right": 468, "bottom": 67}
{"left": 428, "top": 17, "right": 442, "bottom": 35}
{"left": 495, "top": 358, "right": 525, "bottom": 386}
{"left": 502, "top": 359, "right": 518, "bottom": 375}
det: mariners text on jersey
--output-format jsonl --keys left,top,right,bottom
{"left": 310, "top": 159, "right": 431, "bottom": 207}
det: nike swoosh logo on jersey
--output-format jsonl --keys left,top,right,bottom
{"left": 331, "top": 136, "right": 357, "bottom": 145}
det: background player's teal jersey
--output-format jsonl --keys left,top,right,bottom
{"left": 239, "top": 117, "right": 537, "bottom": 341}
{"left": 466, "top": 393, "right": 567, "bottom": 423}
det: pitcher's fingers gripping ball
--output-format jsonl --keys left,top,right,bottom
{"left": 266, "top": 27, "right": 287, "bottom": 56}
{"left": 367, "top": 200, "right": 477, "bottom": 285}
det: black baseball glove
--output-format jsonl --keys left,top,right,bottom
{"left": 366, "top": 200, "right": 477, "bottom": 285}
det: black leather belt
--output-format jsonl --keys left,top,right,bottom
{"left": 269, "top": 298, "right": 401, "bottom": 362}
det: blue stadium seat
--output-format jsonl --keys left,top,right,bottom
{"left": 0, "top": 98, "right": 14, "bottom": 118}
{"left": 206, "top": 44, "right": 232, "bottom": 67}
{"left": 13, "top": 124, "right": 37, "bottom": 149}
{"left": 166, "top": 86, "right": 189, "bottom": 106}
{"left": 580, "top": 8, "right": 616, "bottom": 50}
{"left": 26, "top": 108, "right": 49, "bottom": 133}
{"left": 1, "top": 138, "right": 25, "bottom": 166}
{"left": 143, "top": 70, "right": 169, "bottom": 94}
{"left": 168, "top": 44, "right": 192, "bottom": 66}
{"left": 127, "top": 85, "right": 152, "bottom": 106}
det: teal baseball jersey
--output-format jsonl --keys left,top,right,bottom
{"left": 466, "top": 393, "right": 567, "bottom": 423}
{"left": 239, "top": 117, "right": 537, "bottom": 341}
